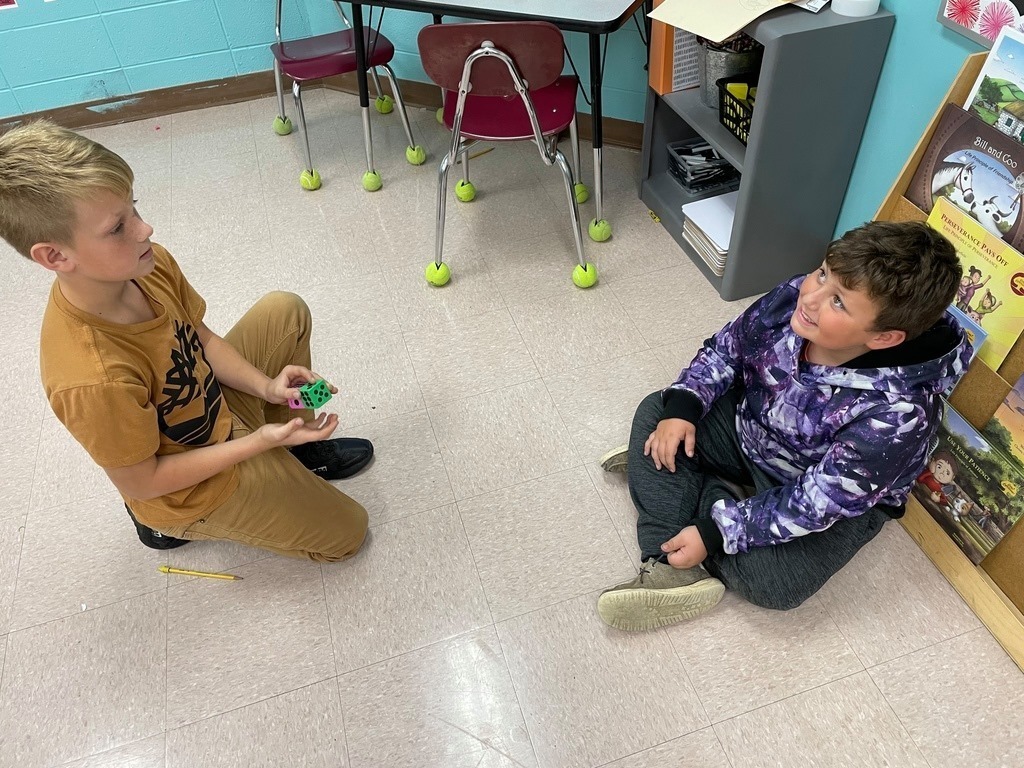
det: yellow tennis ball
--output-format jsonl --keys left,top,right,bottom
{"left": 588, "top": 218, "right": 612, "bottom": 242}
{"left": 455, "top": 180, "right": 476, "bottom": 202}
{"left": 362, "top": 171, "right": 382, "bottom": 192}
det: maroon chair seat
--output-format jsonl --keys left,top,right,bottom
{"left": 442, "top": 75, "right": 579, "bottom": 141}
{"left": 270, "top": 29, "right": 395, "bottom": 82}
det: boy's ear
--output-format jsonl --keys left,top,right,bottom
{"left": 29, "top": 243, "right": 72, "bottom": 273}
{"left": 867, "top": 328, "right": 907, "bottom": 350}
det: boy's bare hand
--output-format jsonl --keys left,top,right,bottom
{"left": 257, "top": 413, "right": 339, "bottom": 448}
{"left": 264, "top": 365, "right": 339, "bottom": 405}
{"left": 644, "top": 418, "right": 696, "bottom": 472}
{"left": 661, "top": 525, "right": 708, "bottom": 568}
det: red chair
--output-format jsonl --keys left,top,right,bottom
{"left": 270, "top": 0, "right": 425, "bottom": 191}
{"left": 417, "top": 22, "right": 597, "bottom": 288}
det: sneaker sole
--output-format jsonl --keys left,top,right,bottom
{"left": 599, "top": 444, "right": 629, "bottom": 473}
{"left": 597, "top": 577, "right": 725, "bottom": 631}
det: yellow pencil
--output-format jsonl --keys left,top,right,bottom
{"left": 159, "top": 565, "right": 241, "bottom": 581}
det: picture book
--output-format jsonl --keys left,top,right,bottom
{"left": 913, "top": 402, "right": 1024, "bottom": 565}
{"left": 906, "top": 103, "right": 1024, "bottom": 255}
{"left": 983, "top": 369, "right": 1024, "bottom": 474}
{"left": 945, "top": 305, "right": 988, "bottom": 396}
{"left": 949, "top": 304, "right": 989, "bottom": 363}
{"left": 927, "top": 197, "right": 1024, "bottom": 370}
{"left": 965, "top": 26, "right": 1024, "bottom": 127}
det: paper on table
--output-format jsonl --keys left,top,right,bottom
{"left": 682, "top": 190, "right": 739, "bottom": 251}
{"left": 793, "top": 0, "right": 829, "bottom": 11}
{"left": 649, "top": 0, "right": 798, "bottom": 43}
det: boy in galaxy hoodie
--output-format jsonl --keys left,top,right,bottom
{"left": 597, "top": 221, "right": 971, "bottom": 631}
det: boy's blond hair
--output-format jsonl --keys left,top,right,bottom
{"left": 0, "top": 120, "right": 134, "bottom": 258}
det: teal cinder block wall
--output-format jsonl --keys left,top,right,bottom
{"left": 0, "top": 1, "right": 990, "bottom": 234}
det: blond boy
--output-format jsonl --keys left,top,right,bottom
{"left": 0, "top": 121, "right": 369, "bottom": 560}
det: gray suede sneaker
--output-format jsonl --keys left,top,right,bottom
{"left": 597, "top": 558, "right": 725, "bottom": 631}
{"left": 599, "top": 444, "right": 629, "bottom": 472}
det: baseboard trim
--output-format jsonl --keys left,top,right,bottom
{"left": 0, "top": 71, "right": 281, "bottom": 132}
{"left": 1, "top": 70, "right": 642, "bottom": 151}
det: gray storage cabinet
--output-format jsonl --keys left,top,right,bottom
{"left": 640, "top": 6, "right": 894, "bottom": 300}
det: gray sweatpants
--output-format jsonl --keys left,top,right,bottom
{"left": 628, "top": 389, "right": 889, "bottom": 610}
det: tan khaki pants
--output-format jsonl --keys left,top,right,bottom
{"left": 161, "top": 292, "right": 368, "bottom": 562}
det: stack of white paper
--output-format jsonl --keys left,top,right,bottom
{"left": 681, "top": 190, "right": 738, "bottom": 277}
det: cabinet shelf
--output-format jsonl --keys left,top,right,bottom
{"left": 641, "top": 5, "right": 894, "bottom": 300}
{"left": 661, "top": 89, "right": 747, "bottom": 172}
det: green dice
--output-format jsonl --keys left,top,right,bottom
{"left": 288, "top": 379, "right": 332, "bottom": 410}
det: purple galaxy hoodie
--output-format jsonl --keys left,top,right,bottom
{"left": 665, "top": 276, "right": 972, "bottom": 556}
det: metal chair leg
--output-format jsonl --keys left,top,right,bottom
{"left": 379, "top": 63, "right": 425, "bottom": 165}
{"left": 427, "top": 151, "right": 454, "bottom": 285}
{"left": 360, "top": 105, "right": 381, "bottom": 191}
{"left": 369, "top": 67, "right": 385, "bottom": 101}
{"left": 370, "top": 66, "right": 397, "bottom": 117}
{"left": 455, "top": 145, "right": 475, "bottom": 202}
{"left": 272, "top": 61, "right": 292, "bottom": 136}
{"left": 554, "top": 148, "right": 596, "bottom": 287}
{"left": 291, "top": 81, "right": 320, "bottom": 190}
{"left": 569, "top": 116, "right": 589, "bottom": 203}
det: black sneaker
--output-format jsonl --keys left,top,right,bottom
{"left": 289, "top": 437, "right": 374, "bottom": 480}
{"left": 124, "top": 504, "right": 191, "bottom": 550}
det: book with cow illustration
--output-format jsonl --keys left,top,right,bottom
{"left": 927, "top": 197, "right": 1024, "bottom": 371}
{"left": 913, "top": 402, "right": 1024, "bottom": 565}
{"left": 907, "top": 103, "right": 1024, "bottom": 256}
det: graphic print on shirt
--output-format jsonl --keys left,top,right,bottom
{"left": 157, "top": 320, "right": 222, "bottom": 445}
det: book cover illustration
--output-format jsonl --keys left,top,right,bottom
{"left": 927, "top": 197, "right": 1024, "bottom": 370}
{"left": 945, "top": 305, "right": 988, "bottom": 395}
{"left": 965, "top": 26, "right": 1024, "bottom": 127}
{"left": 983, "top": 369, "right": 1024, "bottom": 472}
{"left": 913, "top": 403, "right": 1024, "bottom": 565}
{"left": 949, "top": 303, "right": 989, "bottom": 362}
{"left": 906, "top": 103, "right": 1024, "bottom": 252}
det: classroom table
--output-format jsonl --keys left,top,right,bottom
{"left": 349, "top": 0, "right": 649, "bottom": 241}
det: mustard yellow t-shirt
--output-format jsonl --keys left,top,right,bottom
{"left": 40, "top": 244, "right": 237, "bottom": 528}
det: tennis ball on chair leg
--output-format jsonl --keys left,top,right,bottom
{"left": 362, "top": 171, "right": 383, "bottom": 192}
{"left": 425, "top": 261, "right": 451, "bottom": 286}
{"left": 300, "top": 169, "right": 321, "bottom": 191}
{"left": 406, "top": 145, "right": 427, "bottom": 165}
{"left": 375, "top": 94, "right": 394, "bottom": 114}
{"left": 588, "top": 218, "right": 612, "bottom": 242}
{"left": 273, "top": 116, "right": 293, "bottom": 136}
{"left": 455, "top": 180, "right": 476, "bottom": 202}
{"left": 574, "top": 182, "right": 590, "bottom": 204}
{"left": 572, "top": 262, "right": 598, "bottom": 288}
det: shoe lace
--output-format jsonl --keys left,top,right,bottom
{"left": 636, "top": 560, "right": 654, "bottom": 584}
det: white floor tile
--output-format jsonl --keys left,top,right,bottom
{"left": 2, "top": 96, "right": 1020, "bottom": 767}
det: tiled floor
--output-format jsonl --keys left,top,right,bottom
{"left": 0, "top": 89, "right": 1022, "bottom": 767}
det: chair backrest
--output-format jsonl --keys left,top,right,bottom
{"left": 275, "top": 0, "right": 349, "bottom": 44}
{"left": 417, "top": 22, "right": 565, "bottom": 98}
